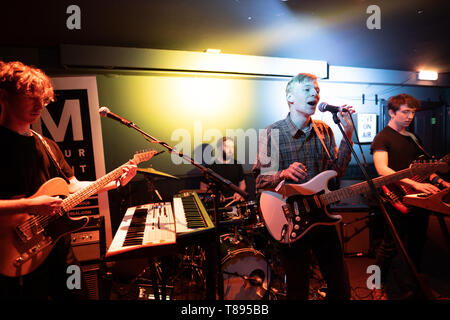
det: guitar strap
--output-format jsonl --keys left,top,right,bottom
{"left": 31, "top": 130, "right": 71, "bottom": 184}
{"left": 403, "top": 131, "right": 432, "bottom": 159}
{"left": 312, "top": 121, "right": 338, "bottom": 171}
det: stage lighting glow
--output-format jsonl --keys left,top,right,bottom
{"left": 417, "top": 70, "right": 438, "bottom": 81}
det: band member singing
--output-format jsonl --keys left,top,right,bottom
{"left": 253, "top": 73, "right": 355, "bottom": 300}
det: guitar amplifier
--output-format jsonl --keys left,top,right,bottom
{"left": 71, "top": 216, "right": 106, "bottom": 300}
{"left": 71, "top": 216, "right": 105, "bottom": 262}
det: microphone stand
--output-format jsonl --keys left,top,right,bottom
{"left": 331, "top": 112, "right": 433, "bottom": 300}
{"left": 107, "top": 118, "right": 249, "bottom": 300}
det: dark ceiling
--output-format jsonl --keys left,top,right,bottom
{"left": 1, "top": 0, "right": 449, "bottom": 73}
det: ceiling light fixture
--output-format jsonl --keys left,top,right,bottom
{"left": 417, "top": 70, "right": 438, "bottom": 81}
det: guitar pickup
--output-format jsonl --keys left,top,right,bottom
{"left": 282, "top": 204, "right": 292, "bottom": 219}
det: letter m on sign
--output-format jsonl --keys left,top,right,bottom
{"left": 34, "top": 99, "right": 84, "bottom": 142}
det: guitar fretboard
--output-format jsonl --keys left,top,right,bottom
{"left": 321, "top": 166, "right": 417, "bottom": 205}
{"left": 62, "top": 166, "right": 124, "bottom": 212}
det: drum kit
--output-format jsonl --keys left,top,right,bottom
{"left": 198, "top": 194, "right": 286, "bottom": 300}
{"left": 135, "top": 168, "right": 285, "bottom": 300}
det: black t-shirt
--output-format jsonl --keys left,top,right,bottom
{"left": 370, "top": 126, "right": 424, "bottom": 171}
{"left": 202, "top": 162, "right": 245, "bottom": 198}
{"left": 0, "top": 125, "right": 74, "bottom": 199}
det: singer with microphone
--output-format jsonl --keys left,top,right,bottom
{"left": 252, "top": 73, "right": 355, "bottom": 300}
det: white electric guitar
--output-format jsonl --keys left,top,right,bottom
{"left": 0, "top": 150, "right": 157, "bottom": 277}
{"left": 259, "top": 160, "right": 448, "bottom": 244}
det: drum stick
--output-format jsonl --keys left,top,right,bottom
{"left": 224, "top": 198, "right": 239, "bottom": 208}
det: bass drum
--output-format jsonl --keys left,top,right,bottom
{"left": 220, "top": 233, "right": 271, "bottom": 300}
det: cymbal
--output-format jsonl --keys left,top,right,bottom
{"left": 137, "top": 167, "right": 179, "bottom": 179}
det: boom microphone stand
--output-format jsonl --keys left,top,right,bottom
{"left": 331, "top": 111, "right": 434, "bottom": 300}
{"left": 99, "top": 108, "right": 249, "bottom": 300}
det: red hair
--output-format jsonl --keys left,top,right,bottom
{"left": 0, "top": 61, "right": 55, "bottom": 105}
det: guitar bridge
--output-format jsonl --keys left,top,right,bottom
{"left": 16, "top": 218, "right": 45, "bottom": 243}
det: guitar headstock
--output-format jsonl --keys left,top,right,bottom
{"left": 132, "top": 149, "right": 160, "bottom": 165}
{"left": 410, "top": 159, "right": 449, "bottom": 176}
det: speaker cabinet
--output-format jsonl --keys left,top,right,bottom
{"left": 81, "top": 263, "right": 102, "bottom": 300}
{"left": 334, "top": 207, "right": 371, "bottom": 256}
{"left": 70, "top": 216, "right": 106, "bottom": 300}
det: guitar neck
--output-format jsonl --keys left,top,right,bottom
{"left": 62, "top": 165, "right": 124, "bottom": 212}
{"left": 321, "top": 167, "right": 416, "bottom": 205}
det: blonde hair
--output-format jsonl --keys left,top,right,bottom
{"left": 286, "top": 73, "right": 317, "bottom": 95}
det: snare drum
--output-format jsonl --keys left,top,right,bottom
{"left": 220, "top": 233, "right": 271, "bottom": 300}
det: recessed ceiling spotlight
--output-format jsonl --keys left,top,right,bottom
{"left": 417, "top": 70, "right": 438, "bottom": 81}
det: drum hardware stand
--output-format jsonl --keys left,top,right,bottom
{"left": 170, "top": 247, "right": 207, "bottom": 299}
{"left": 332, "top": 111, "right": 434, "bottom": 300}
{"left": 116, "top": 257, "right": 168, "bottom": 300}
{"left": 99, "top": 109, "right": 249, "bottom": 300}
{"left": 142, "top": 175, "right": 163, "bottom": 203}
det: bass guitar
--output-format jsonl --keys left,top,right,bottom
{"left": 0, "top": 150, "right": 157, "bottom": 277}
{"left": 259, "top": 160, "right": 448, "bottom": 244}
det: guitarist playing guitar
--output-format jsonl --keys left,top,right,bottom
{"left": 371, "top": 93, "right": 449, "bottom": 299}
{"left": 0, "top": 61, "right": 139, "bottom": 299}
{"left": 252, "top": 73, "right": 355, "bottom": 300}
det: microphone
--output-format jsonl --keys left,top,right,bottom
{"left": 99, "top": 107, "right": 133, "bottom": 126}
{"left": 318, "top": 102, "right": 349, "bottom": 113}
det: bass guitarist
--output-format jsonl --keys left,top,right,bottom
{"left": 0, "top": 61, "right": 137, "bottom": 299}
{"left": 371, "top": 93, "right": 449, "bottom": 298}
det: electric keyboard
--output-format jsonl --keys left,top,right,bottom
{"left": 105, "top": 192, "right": 217, "bottom": 299}
{"left": 106, "top": 192, "right": 215, "bottom": 260}
{"left": 106, "top": 202, "right": 176, "bottom": 260}
{"left": 173, "top": 191, "right": 215, "bottom": 239}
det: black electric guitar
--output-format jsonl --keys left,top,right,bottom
{"left": 0, "top": 150, "right": 157, "bottom": 277}
{"left": 259, "top": 160, "right": 448, "bottom": 244}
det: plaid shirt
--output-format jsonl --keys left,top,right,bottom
{"left": 252, "top": 113, "right": 352, "bottom": 190}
